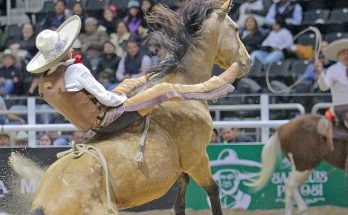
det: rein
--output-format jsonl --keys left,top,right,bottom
{"left": 265, "top": 26, "right": 322, "bottom": 94}
{"left": 57, "top": 143, "right": 118, "bottom": 214}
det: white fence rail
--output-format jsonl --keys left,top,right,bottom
{"left": 1, "top": 95, "right": 304, "bottom": 147}
{"left": 311, "top": 103, "right": 332, "bottom": 114}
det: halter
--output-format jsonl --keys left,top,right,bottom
{"left": 265, "top": 26, "right": 322, "bottom": 94}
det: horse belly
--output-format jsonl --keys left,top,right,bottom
{"left": 152, "top": 101, "right": 213, "bottom": 171}
{"left": 100, "top": 125, "right": 181, "bottom": 208}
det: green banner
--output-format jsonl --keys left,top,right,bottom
{"left": 187, "top": 144, "right": 348, "bottom": 210}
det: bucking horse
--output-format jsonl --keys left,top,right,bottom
{"left": 29, "top": 0, "right": 250, "bottom": 214}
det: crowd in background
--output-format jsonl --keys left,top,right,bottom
{"left": 0, "top": 0, "right": 347, "bottom": 146}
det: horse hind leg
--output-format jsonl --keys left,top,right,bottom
{"left": 174, "top": 172, "right": 190, "bottom": 215}
{"left": 285, "top": 153, "right": 312, "bottom": 215}
{"left": 188, "top": 153, "right": 223, "bottom": 215}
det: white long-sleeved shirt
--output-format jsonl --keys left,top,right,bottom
{"left": 317, "top": 62, "right": 348, "bottom": 106}
{"left": 261, "top": 28, "right": 293, "bottom": 50}
{"left": 64, "top": 63, "right": 127, "bottom": 107}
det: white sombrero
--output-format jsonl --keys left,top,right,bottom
{"left": 27, "top": 15, "right": 81, "bottom": 73}
{"left": 322, "top": 38, "right": 348, "bottom": 61}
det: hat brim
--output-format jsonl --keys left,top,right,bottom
{"left": 27, "top": 15, "right": 81, "bottom": 74}
{"left": 322, "top": 38, "right": 348, "bottom": 61}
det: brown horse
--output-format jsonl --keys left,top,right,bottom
{"left": 30, "top": 1, "right": 250, "bottom": 215}
{"left": 248, "top": 114, "right": 347, "bottom": 215}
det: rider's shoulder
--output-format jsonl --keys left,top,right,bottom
{"left": 68, "top": 63, "right": 90, "bottom": 73}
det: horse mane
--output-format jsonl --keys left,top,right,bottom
{"left": 144, "top": 0, "right": 222, "bottom": 81}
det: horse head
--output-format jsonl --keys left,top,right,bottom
{"left": 145, "top": 0, "right": 250, "bottom": 83}
{"left": 201, "top": 0, "right": 251, "bottom": 78}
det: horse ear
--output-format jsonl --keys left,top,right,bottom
{"left": 219, "top": 0, "right": 233, "bottom": 17}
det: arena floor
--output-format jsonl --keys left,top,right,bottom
{"left": 120, "top": 206, "right": 348, "bottom": 215}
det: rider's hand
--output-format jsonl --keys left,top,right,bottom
{"left": 314, "top": 59, "right": 323, "bottom": 75}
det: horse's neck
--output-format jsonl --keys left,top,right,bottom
{"left": 176, "top": 40, "right": 216, "bottom": 84}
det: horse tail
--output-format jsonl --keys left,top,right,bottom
{"left": 246, "top": 132, "right": 281, "bottom": 191}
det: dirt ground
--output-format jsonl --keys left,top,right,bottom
{"left": 120, "top": 206, "right": 348, "bottom": 215}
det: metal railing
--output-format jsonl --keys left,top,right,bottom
{"left": 0, "top": 95, "right": 302, "bottom": 147}
{"left": 209, "top": 103, "right": 305, "bottom": 120}
{"left": 311, "top": 102, "right": 332, "bottom": 114}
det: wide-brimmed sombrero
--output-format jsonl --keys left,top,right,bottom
{"left": 322, "top": 38, "right": 348, "bottom": 61}
{"left": 26, "top": 15, "right": 81, "bottom": 73}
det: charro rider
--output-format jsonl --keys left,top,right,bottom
{"left": 27, "top": 15, "right": 241, "bottom": 133}
{"left": 315, "top": 38, "right": 348, "bottom": 133}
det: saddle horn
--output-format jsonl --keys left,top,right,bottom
{"left": 221, "top": 0, "right": 233, "bottom": 14}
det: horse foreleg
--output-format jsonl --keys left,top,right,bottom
{"left": 189, "top": 153, "right": 223, "bottom": 215}
{"left": 174, "top": 172, "right": 190, "bottom": 215}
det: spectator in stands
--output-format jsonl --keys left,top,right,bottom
{"left": 72, "top": 38, "right": 92, "bottom": 71}
{"left": 264, "top": 0, "right": 302, "bottom": 32}
{"left": 237, "top": 0, "right": 266, "bottom": 29}
{"left": 71, "top": 2, "right": 87, "bottom": 33}
{"left": 0, "top": 132, "right": 11, "bottom": 146}
{"left": 43, "top": 0, "right": 67, "bottom": 30}
{"left": 0, "top": 50, "right": 24, "bottom": 96}
{"left": 141, "top": 0, "right": 154, "bottom": 15}
{"left": 140, "top": 0, "right": 154, "bottom": 29}
{"left": 97, "top": 69, "right": 117, "bottom": 91}
{"left": 110, "top": 20, "right": 131, "bottom": 57}
{"left": 124, "top": 0, "right": 143, "bottom": 35}
{"left": 210, "top": 128, "right": 220, "bottom": 144}
{"left": 72, "top": 131, "right": 87, "bottom": 144}
{"left": 100, "top": 5, "right": 118, "bottom": 34}
{"left": 9, "top": 23, "right": 37, "bottom": 61}
{"left": 79, "top": 17, "right": 109, "bottom": 67}
{"left": 116, "top": 38, "right": 152, "bottom": 81}
{"left": 315, "top": 39, "right": 348, "bottom": 128}
{"left": 39, "top": 133, "right": 53, "bottom": 146}
{"left": 0, "top": 96, "right": 26, "bottom": 124}
{"left": 240, "top": 16, "right": 264, "bottom": 54}
{"left": 221, "top": 127, "right": 254, "bottom": 144}
{"left": 250, "top": 18, "right": 293, "bottom": 65}
{"left": 15, "top": 131, "right": 28, "bottom": 146}
{"left": 46, "top": 131, "right": 69, "bottom": 146}
{"left": 96, "top": 41, "right": 121, "bottom": 88}
{"left": 0, "top": 22, "right": 9, "bottom": 52}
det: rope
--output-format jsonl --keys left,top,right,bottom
{"left": 57, "top": 142, "right": 118, "bottom": 214}
{"left": 265, "top": 26, "right": 322, "bottom": 94}
{"left": 135, "top": 115, "right": 151, "bottom": 164}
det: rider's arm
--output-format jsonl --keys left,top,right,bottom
{"left": 65, "top": 64, "right": 127, "bottom": 107}
{"left": 317, "top": 63, "right": 334, "bottom": 91}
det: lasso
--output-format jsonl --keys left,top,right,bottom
{"left": 265, "top": 26, "right": 322, "bottom": 94}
